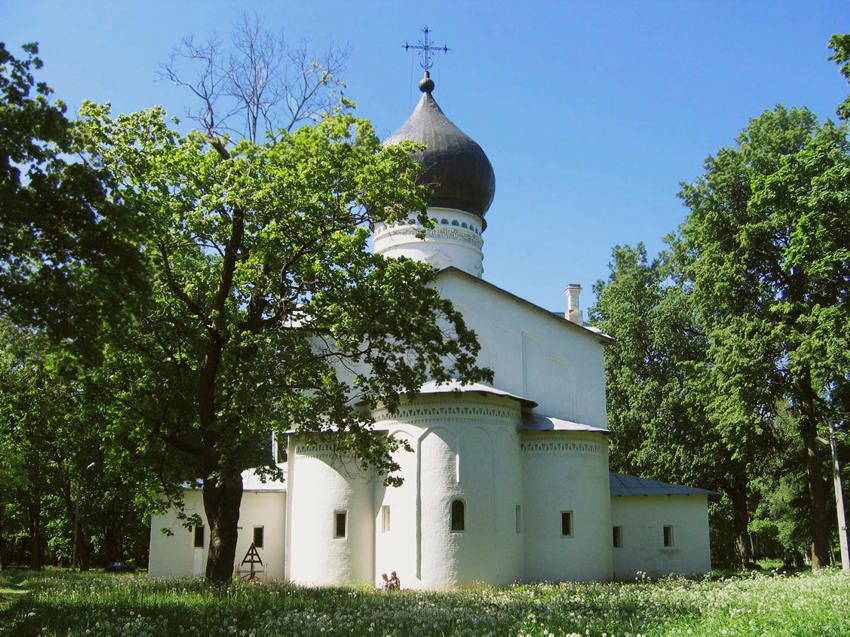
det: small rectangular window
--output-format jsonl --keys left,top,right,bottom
{"left": 451, "top": 499, "right": 465, "bottom": 532}
{"left": 334, "top": 511, "right": 347, "bottom": 538}
{"left": 193, "top": 525, "right": 204, "bottom": 548}
{"left": 663, "top": 525, "right": 674, "bottom": 547}
{"left": 515, "top": 505, "right": 522, "bottom": 534}
{"left": 381, "top": 505, "right": 391, "bottom": 533}
{"left": 253, "top": 526, "right": 264, "bottom": 548}
{"left": 561, "top": 511, "right": 573, "bottom": 537}
{"left": 613, "top": 525, "right": 622, "bottom": 548}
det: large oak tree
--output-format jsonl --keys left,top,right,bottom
{"left": 77, "top": 103, "right": 489, "bottom": 581}
{"left": 678, "top": 105, "right": 849, "bottom": 568}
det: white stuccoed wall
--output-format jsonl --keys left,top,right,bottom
{"left": 372, "top": 392, "right": 524, "bottom": 589}
{"left": 610, "top": 495, "right": 712, "bottom": 578}
{"left": 148, "top": 490, "right": 205, "bottom": 578}
{"left": 373, "top": 427, "right": 419, "bottom": 587}
{"left": 235, "top": 491, "right": 286, "bottom": 580}
{"left": 148, "top": 489, "right": 286, "bottom": 580}
{"left": 435, "top": 270, "right": 609, "bottom": 428}
{"left": 373, "top": 208, "right": 485, "bottom": 278}
{"left": 521, "top": 431, "right": 613, "bottom": 581}
{"left": 285, "top": 436, "right": 374, "bottom": 586}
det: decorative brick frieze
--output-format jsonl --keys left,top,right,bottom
{"left": 520, "top": 440, "right": 606, "bottom": 456}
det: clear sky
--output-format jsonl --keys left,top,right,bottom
{"left": 5, "top": 1, "right": 847, "bottom": 313}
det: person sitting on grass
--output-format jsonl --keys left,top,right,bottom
{"left": 389, "top": 571, "right": 400, "bottom": 590}
{"left": 380, "top": 573, "right": 390, "bottom": 591}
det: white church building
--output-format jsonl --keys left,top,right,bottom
{"left": 148, "top": 71, "right": 714, "bottom": 588}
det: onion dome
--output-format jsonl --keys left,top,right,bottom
{"left": 384, "top": 71, "right": 495, "bottom": 218}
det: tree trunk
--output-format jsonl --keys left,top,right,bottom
{"left": 27, "top": 501, "right": 43, "bottom": 570}
{"left": 103, "top": 520, "right": 122, "bottom": 565}
{"left": 798, "top": 371, "right": 831, "bottom": 569}
{"left": 0, "top": 509, "right": 8, "bottom": 570}
{"left": 202, "top": 471, "right": 244, "bottom": 582}
{"left": 728, "top": 479, "right": 753, "bottom": 569}
{"left": 79, "top": 533, "right": 92, "bottom": 571}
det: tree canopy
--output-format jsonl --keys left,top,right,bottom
{"left": 677, "top": 104, "right": 849, "bottom": 567}
{"left": 593, "top": 84, "right": 850, "bottom": 568}
{"left": 75, "top": 102, "right": 489, "bottom": 580}
{"left": 2, "top": 40, "right": 490, "bottom": 580}
{"left": 0, "top": 42, "right": 142, "bottom": 346}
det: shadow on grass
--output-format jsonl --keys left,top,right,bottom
{"left": 0, "top": 575, "right": 707, "bottom": 637}
{"left": 9, "top": 567, "right": 845, "bottom": 637}
{"left": 0, "top": 567, "right": 34, "bottom": 610}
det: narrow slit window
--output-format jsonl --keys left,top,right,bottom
{"left": 334, "top": 511, "right": 347, "bottom": 538}
{"left": 515, "top": 505, "right": 522, "bottom": 534}
{"left": 193, "top": 525, "right": 204, "bottom": 548}
{"left": 253, "top": 526, "right": 264, "bottom": 548}
{"left": 613, "top": 526, "right": 622, "bottom": 548}
{"left": 381, "top": 505, "right": 391, "bottom": 533}
{"left": 451, "top": 499, "right": 465, "bottom": 532}
{"left": 561, "top": 511, "right": 573, "bottom": 537}
{"left": 663, "top": 525, "right": 674, "bottom": 547}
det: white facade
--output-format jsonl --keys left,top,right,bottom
{"left": 611, "top": 495, "right": 712, "bottom": 579}
{"left": 373, "top": 208, "right": 486, "bottom": 278}
{"left": 148, "top": 70, "right": 714, "bottom": 587}
{"left": 148, "top": 268, "right": 713, "bottom": 586}
{"left": 149, "top": 485, "right": 286, "bottom": 581}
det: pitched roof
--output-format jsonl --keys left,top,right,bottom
{"left": 521, "top": 413, "right": 609, "bottom": 433}
{"left": 437, "top": 267, "right": 615, "bottom": 344}
{"left": 417, "top": 380, "right": 537, "bottom": 407}
{"left": 180, "top": 466, "right": 287, "bottom": 492}
{"left": 609, "top": 472, "right": 717, "bottom": 497}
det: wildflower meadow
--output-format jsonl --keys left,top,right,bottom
{"left": 1, "top": 567, "right": 848, "bottom": 636}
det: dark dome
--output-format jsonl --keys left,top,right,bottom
{"left": 383, "top": 73, "right": 495, "bottom": 218}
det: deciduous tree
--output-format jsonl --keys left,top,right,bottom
{"left": 590, "top": 244, "right": 762, "bottom": 568}
{"left": 77, "top": 103, "right": 490, "bottom": 581}
{"left": 678, "top": 105, "right": 849, "bottom": 568}
{"left": 0, "top": 42, "right": 142, "bottom": 345}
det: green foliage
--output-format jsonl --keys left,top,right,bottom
{"left": 0, "top": 321, "right": 151, "bottom": 570}
{"left": 75, "top": 102, "right": 488, "bottom": 477}
{"left": 592, "top": 47, "right": 850, "bottom": 568}
{"left": 675, "top": 101, "right": 850, "bottom": 571}
{"left": 590, "top": 244, "right": 760, "bottom": 567}
{"left": 2, "top": 568, "right": 850, "bottom": 636}
{"left": 1, "top": 40, "right": 490, "bottom": 580}
{"left": 590, "top": 244, "right": 722, "bottom": 486}
{"left": 829, "top": 34, "right": 850, "bottom": 121}
{"left": 676, "top": 104, "right": 850, "bottom": 567}
{"left": 0, "top": 43, "right": 143, "bottom": 346}
{"left": 0, "top": 43, "right": 167, "bottom": 571}
{"left": 73, "top": 98, "right": 490, "bottom": 579}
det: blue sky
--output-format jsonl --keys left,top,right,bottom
{"left": 5, "top": 1, "right": 847, "bottom": 313}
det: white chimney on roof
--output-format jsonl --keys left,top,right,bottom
{"left": 565, "top": 284, "right": 583, "bottom": 325}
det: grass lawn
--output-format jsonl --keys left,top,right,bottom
{"left": 0, "top": 567, "right": 847, "bottom": 636}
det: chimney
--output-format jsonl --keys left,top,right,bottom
{"left": 564, "top": 284, "right": 583, "bottom": 325}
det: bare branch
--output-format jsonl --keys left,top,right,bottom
{"left": 161, "top": 12, "right": 349, "bottom": 141}
{"left": 158, "top": 36, "right": 233, "bottom": 136}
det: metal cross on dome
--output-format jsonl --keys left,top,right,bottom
{"left": 402, "top": 26, "right": 449, "bottom": 70}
